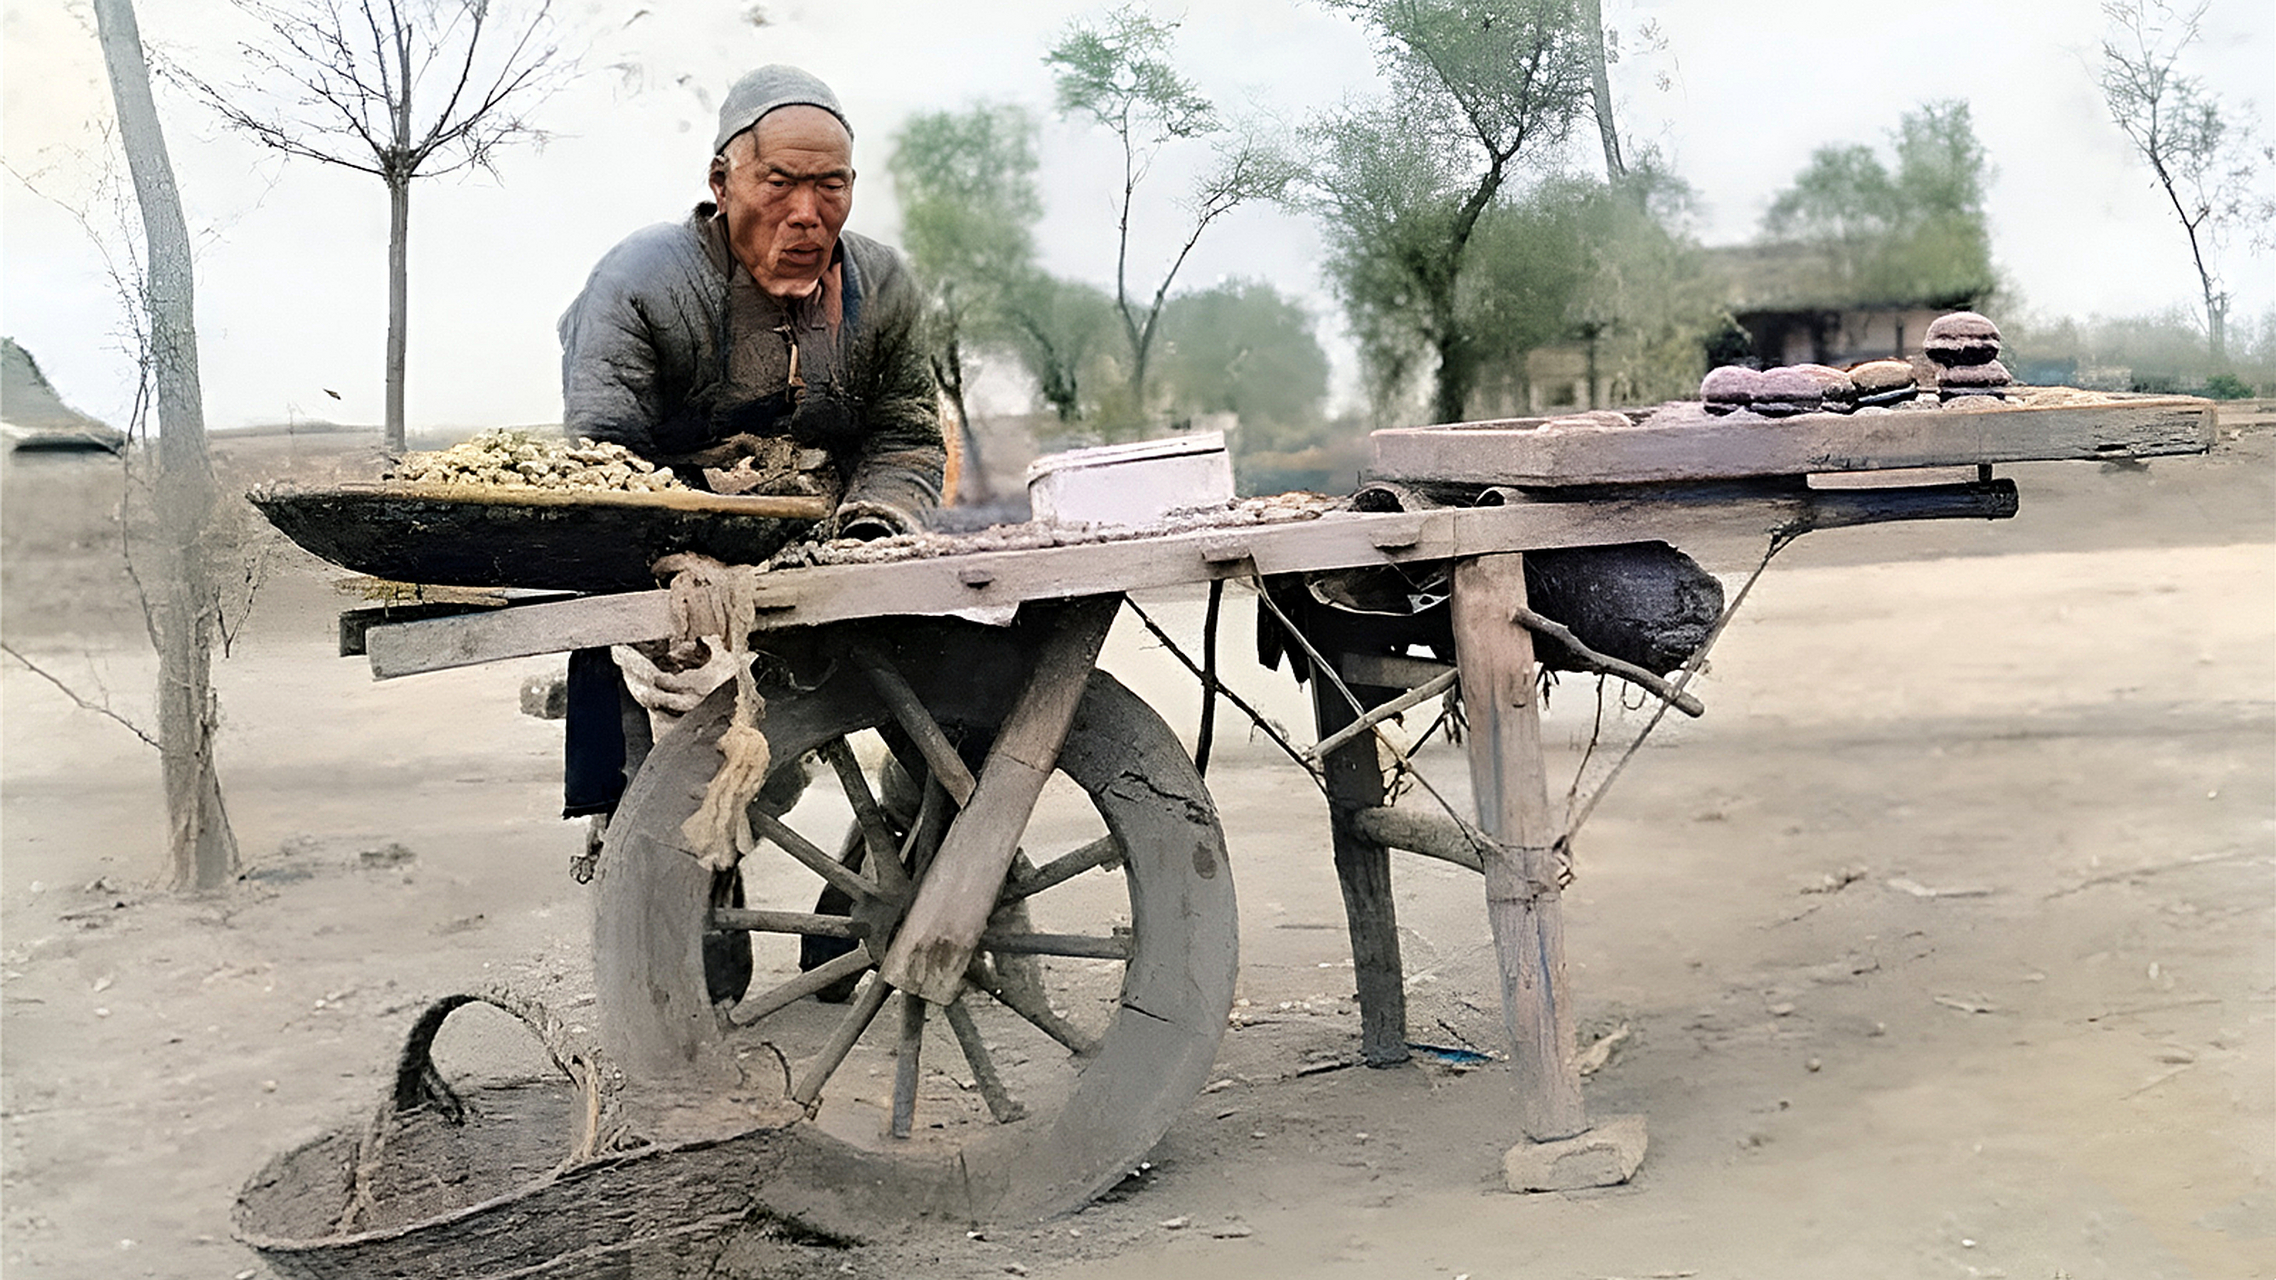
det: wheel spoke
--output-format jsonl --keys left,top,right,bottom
{"left": 852, "top": 646, "right": 978, "bottom": 805}
{"left": 820, "top": 738, "right": 911, "bottom": 899}
{"left": 728, "top": 948, "right": 875, "bottom": 1027}
{"left": 1001, "top": 835, "right": 1124, "bottom": 903}
{"left": 901, "top": 776, "right": 949, "bottom": 880}
{"left": 750, "top": 807, "right": 879, "bottom": 902}
{"left": 791, "top": 972, "right": 893, "bottom": 1110}
{"left": 890, "top": 993, "right": 928, "bottom": 1139}
{"left": 944, "top": 997, "right": 1027, "bottom": 1123}
{"left": 967, "top": 960, "right": 1099, "bottom": 1057}
{"left": 978, "top": 929, "right": 1130, "bottom": 960}
{"left": 710, "top": 907, "right": 868, "bottom": 940}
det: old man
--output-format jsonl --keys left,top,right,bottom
{"left": 559, "top": 64, "right": 944, "bottom": 540}
{"left": 556, "top": 65, "right": 944, "bottom": 839}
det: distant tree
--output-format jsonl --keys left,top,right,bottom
{"left": 1308, "top": 0, "right": 1595, "bottom": 423}
{"left": 1762, "top": 99, "right": 1996, "bottom": 307}
{"left": 1045, "top": 5, "right": 1298, "bottom": 430}
{"left": 890, "top": 104, "right": 1045, "bottom": 490}
{"left": 179, "top": 0, "right": 570, "bottom": 451}
{"left": 1461, "top": 165, "right": 1714, "bottom": 412}
{"left": 2099, "top": 0, "right": 2275, "bottom": 363}
{"left": 92, "top": 0, "right": 240, "bottom": 889}
{"left": 1152, "top": 278, "right": 1330, "bottom": 451}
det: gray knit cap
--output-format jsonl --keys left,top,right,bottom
{"left": 712, "top": 65, "right": 852, "bottom": 155}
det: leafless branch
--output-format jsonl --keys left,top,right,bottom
{"left": 2, "top": 645, "right": 162, "bottom": 750}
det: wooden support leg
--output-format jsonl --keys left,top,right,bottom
{"left": 1311, "top": 675, "right": 1410, "bottom": 1067}
{"left": 1450, "top": 553, "right": 1646, "bottom": 1189}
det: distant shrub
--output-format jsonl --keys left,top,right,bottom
{"left": 2203, "top": 372, "right": 2255, "bottom": 400}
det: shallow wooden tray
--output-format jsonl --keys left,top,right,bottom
{"left": 249, "top": 482, "right": 829, "bottom": 593}
{"left": 1367, "top": 389, "right": 2217, "bottom": 487}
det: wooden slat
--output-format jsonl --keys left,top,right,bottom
{"left": 1369, "top": 394, "right": 2215, "bottom": 487}
{"left": 366, "top": 590, "right": 671, "bottom": 678}
{"left": 359, "top": 492, "right": 1816, "bottom": 678}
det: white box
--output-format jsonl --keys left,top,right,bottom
{"left": 1026, "top": 431, "right": 1233, "bottom": 527}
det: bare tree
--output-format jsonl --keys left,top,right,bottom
{"left": 2100, "top": 0, "right": 2274, "bottom": 364}
{"left": 1309, "top": 0, "right": 1595, "bottom": 424}
{"left": 180, "top": 0, "right": 569, "bottom": 451}
{"left": 92, "top": 0, "right": 240, "bottom": 890}
{"left": 1046, "top": 6, "right": 1298, "bottom": 427}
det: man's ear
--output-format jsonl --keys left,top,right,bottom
{"left": 707, "top": 156, "right": 729, "bottom": 205}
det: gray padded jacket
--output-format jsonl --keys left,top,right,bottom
{"left": 558, "top": 207, "right": 943, "bottom": 530}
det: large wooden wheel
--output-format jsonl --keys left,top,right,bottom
{"left": 593, "top": 611, "right": 1238, "bottom": 1222}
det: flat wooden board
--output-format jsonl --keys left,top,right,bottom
{"left": 1367, "top": 390, "right": 2215, "bottom": 487}
{"left": 364, "top": 481, "right": 1979, "bottom": 678}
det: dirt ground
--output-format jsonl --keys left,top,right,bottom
{"left": 2, "top": 412, "right": 2270, "bottom": 1279}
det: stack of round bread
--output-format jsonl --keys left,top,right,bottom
{"left": 1697, "top": 360, "right": 1907, "bottom": 417}
{"left": 1924, "top": 311, "right": 2010, "bottom": 400}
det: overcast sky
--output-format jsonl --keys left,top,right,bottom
{"left": 4, "top": 0, "right": 2271, "bottom": 432}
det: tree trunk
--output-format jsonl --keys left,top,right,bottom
{"left": 1578, "top": 0, "right": 1624, "bottom": 182}
{"left": 386, "top": 174, "right": 410, "bottom": 453}
{"left": 93, "top": 0, "right": 240, "bottom": 890}
{"left": 1429, "top": 301, "right": 1473, "bottom": 426}
{"left": 2205, "top": 286, "right": 2227, "bottom": 367}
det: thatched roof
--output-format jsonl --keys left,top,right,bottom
{"left": 1703, "top": 244, "right": 1984, "bottom": 314}
{"left": 2, "top": 338, "right": 125, "bottom": 451}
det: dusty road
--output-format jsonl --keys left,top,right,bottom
{"left": 2, "top": 416, "right": 2270, "bottom": 1279}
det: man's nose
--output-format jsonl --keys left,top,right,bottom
{"left": 783, "top": 187, "right": 821, "bottom": 228}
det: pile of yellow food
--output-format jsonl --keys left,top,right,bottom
{"left": 387, "top": 429, "right": 683, "bottom": 492}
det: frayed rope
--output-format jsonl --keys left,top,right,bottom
{"left": 656, "top": 555, "right": 771, "bottom": 872}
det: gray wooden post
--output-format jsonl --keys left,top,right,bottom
{"left": 1451, "top": 552, "right": 1646, "bottom": 1189}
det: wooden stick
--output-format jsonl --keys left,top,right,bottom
{"left": 977, "top": 929, "right": 1130, "bottom": 960}
{"left": 890, "top": 993, "right": 928, "bottom": 1139}
{"left": 1000, "top": 835, "right": 1124, "bottom": 902}
{"left": 944, "top": 997, "right": 1027, "bottom": 1123}
{"left": 1509, "top": 604, "right": 1703, "bottom": 717}
{"left": 791, "top": 972, "right": 892, "bottom": 1109}
{"left": 967, "top": 961, "right": 1098, "bottom": 1057}
{"left": 748, "top": 809, "right": 878, "bottom": 902}
{"left": 1305, "top": 669, "right": 1460, "bottom": 763}
{"left": 727, "top": 948, "right": 874, "bottom": 1027}
{"left": 852, "top": 646, "right": 979, "bottom": 806}
{"left": 1348, "top": 806, "right": 1485, "bottom": 874}
{"left": 880, "top": 597, "right": 1121, "bottom": 1003}
{"left": 819, "top": 738, "right": 911, "bottom": 899}
{"left": 709, "top": 908, "right": 868, "bottom": 938}
{"left": 1452, "top": 553, "right": 1589, "bottom": 1143}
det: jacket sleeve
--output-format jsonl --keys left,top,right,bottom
{"left": 558, "top": 225, "right": 712, "bottom": 457}
{"left": 835, "top": 241, "right": 947, "bottom": 532}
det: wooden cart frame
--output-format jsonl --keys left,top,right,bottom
{"left": 323, "top": 393, "right": 2214, "bottom": 1220}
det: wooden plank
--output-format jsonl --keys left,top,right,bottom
{"left": 878, "top": 597, "right": 1121, "bottom": 1004}
{"left": 366, "top": 590, "right": 671, "bottom": 678}
{"left": 1451, "top": 553, "right": 1589, "bottom": 1142}
{"left": 359, "top": 477, "right": 2016, "bottom": 680}
{"left": 359, "top": 493, "right": 1813, "bottom": 678}
{"left": 1370, "top": 393, "right": 2215, "bottom": 487}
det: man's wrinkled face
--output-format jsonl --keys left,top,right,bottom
{"left": 708, "top": 105, "right": 855, "bottom": 299}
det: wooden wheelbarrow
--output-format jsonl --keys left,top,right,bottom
{"left": 266, "top": 390, "right": 2214, "bottom": 1226}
